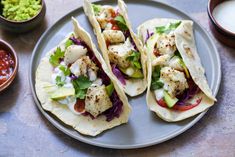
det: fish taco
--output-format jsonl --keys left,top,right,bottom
{"left": 35, "top": 18, "right": 131, "bottom": 136}
{"left": 138, "top": 18, "right": 216, "bottom": 121}
{"left": 83, "top": 0, "right": 147, "bottom": 97}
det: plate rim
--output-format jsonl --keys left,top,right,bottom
{"left": 29, "top": 0, "right": 221, "bottom": 149}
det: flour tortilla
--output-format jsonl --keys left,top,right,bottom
{"left": 35, "top": 17, "right": 131, "bottom": 136}
{"left": 137, "top": 18, "right": 216, "bottom": 122}
{"left": 83, "top": 0, "right": 147, "bottom": 97}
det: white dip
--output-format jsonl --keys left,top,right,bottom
{"left": 213, "top": 0, "right": 235, "bottom": 33}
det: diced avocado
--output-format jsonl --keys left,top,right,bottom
{"left": 174, "top": 53, "right": 190, "bottom": 78}
{"left": 120, "top": 67, "right": 144, "bottom": 79}
{"left": 163, "top": 91, "right": 178, "bottom": 108}
{"left": 105, "top": 83, "right": 114, "bottom": 96}
{"left": 44, "top": 85, "right": 58, "bottom": 93}
{"left": 51, "top": 87, "right": 75, "bottom": 100}
{"left": 44, "top": 85, "right": 75, "bottom": 100}
{"left": 131, "top": 69, "right": 144, "bottom": 78}
{"left": 180, "top": 60, "right": 190, "bottom": 78}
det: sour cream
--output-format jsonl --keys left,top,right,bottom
{"left": 213, "top": 1, "right": 235, "bottom": 33}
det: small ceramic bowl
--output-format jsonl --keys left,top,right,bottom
{"left": 0, "top": 0, "right": 46, "bottom": 33}
{"left": 0, "top": 39, "right": 18, "bottom": 92}
{"left": 207, "top": 0, "right": 235, "bottom": 48}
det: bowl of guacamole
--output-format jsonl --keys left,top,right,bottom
{"left": 0, "top": 0, "right": 46, "bottom": 33}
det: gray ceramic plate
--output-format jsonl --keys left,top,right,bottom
{"left": 30, "top": 0, "right": 221, "bottom": 149}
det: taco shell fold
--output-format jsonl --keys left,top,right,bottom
{"left": 83, "top": 0, "right": 147, "bottom": 97}
{"left": 35, "top": 17, "right": 131, "bottom": 136}
{"left": 138, "top": 18, "right": 216, "bottom": 122}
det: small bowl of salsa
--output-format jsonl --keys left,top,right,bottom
{"left": 0, "top": 39, "right": 18, "bottom": 92}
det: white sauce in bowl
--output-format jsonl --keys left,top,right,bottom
{"left": 212, "top": 0, "right": 235, "bottom": 33}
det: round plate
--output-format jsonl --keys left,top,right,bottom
{"left": 30, "top": 0, "right": 221, "bottom": 149}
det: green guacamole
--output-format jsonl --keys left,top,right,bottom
{"left": 1, "top": 0, "right": 42, "bottom": 22}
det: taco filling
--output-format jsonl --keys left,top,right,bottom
{"left": 146, "top": 21, "right": 203, "bottom": 111}
{"left": 45, "top": 35, "right": 123, "bottom": 121}
{"left": 92, "top": 4, "right": 144, "bottom": 85}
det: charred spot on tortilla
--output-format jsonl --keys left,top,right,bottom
{"left": 184, "top": 46, "right": 194, "bottom": 58}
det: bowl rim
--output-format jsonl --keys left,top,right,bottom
{"left": 207, "top": 0, "right": 235, "bottom": 37}
{"left": 0, "top": 0, "right": 45, "bottom": 24}
{"left": 0, "top": 39, "right": 18, "bottom": 91}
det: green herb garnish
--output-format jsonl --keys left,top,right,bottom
{"left": 92, "top": 4, "right": 102, "bottom": 16}
{"left": 156, "top": 21, "right": 181, "bottom": 34}
{"left": 59, "top": 65, "right": 71, "bottom": 76}
{"left": 151, "top": 81, "right": 164, "bottom": 90}
{"left": 114, "top": 15, "right": 128, "bottom": 31}
{"left": 49, "top": 47, "right": 65, "bottom": 67}
{"left": 56, "top": 76, "right": 65, "bottom": 87}
{"left": 151, "top": 65, "right": 164, "bottom": 90}
{"left": 72, "top": 76, "right": 92, "bottom": 99}
{"left": 65, "top": 39, "right": 73, "bottom": 48}
{"left": 106, "top": 83, "right": 114, "bottom": 96}
{"left": 127, "top": 51, "right": 142, "bottom": 69}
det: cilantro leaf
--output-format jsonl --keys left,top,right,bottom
{"left": 127, "top": 51, "right": 142, "bottom": 69}
{"left": 114, "top": 15, "right": 128, "bottom": 31}
{"left": 155, "top": 26, "right": 166, "bottom": 34}
{"left": 75, "top": 76, "right": 92, "bottom": 89}
{"left": 72, "top": 76, "right": 92, "bottom": 99}
{"left": 59, "top": 65, "right": 71, "bottom": 76}
{"left": 127, "top": 51, "right": 140, "bottom": 61}
{"left": 49, "top": 47, "right": 64, "bottom": 67}
{"left": 65, "top": 39, "right": 73, "bottom": 49}
{"left": 151, "top": 65, "right": 164, "bottom": 90}
{"left": 151, "top": 80, "right": 164, "bottom": 90}
{"left": 92, "top": 4, "right": 102, "bottom": 16}
{"left": 75, "top": 89, "right": 86, "bottom": 99}
{"left": 133, "top": 61, "right": 142, "bottom": 69}
{"left": 169, "top": 21, "right": 182, "bottom": 30}
{"left": 56, "top": 76, "right": 65, "bottom": 87}
{"left": 152, "top": 65, "right": 161, "bottom": 79}
{"left": 156, "top": 21, "right": 181, "bottom": 35}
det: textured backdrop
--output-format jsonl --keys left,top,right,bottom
{"left": 0, "top": 0, "right": 234, "bottom": 157}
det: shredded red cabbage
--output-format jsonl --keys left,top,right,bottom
{"left": 123, "top": 30, "right": 130, "bottom": 39}
{"left": 112, "top": 64, "right": 126, "bottom": 85}
{"left": 70, "top": 37, "right": 123, "bottom": 121}
{"left": 176, "top": 80, "right": 200, "bottom": 105}
{"left": 145, "top": 29, "right": 154, "bottom": 43}
{"left": 123, "top": 30, "right": 137, "bottom": 50}
{"left": 104, "top": 91, "right": 123, "bottom": 122}
{"left": 69, "top": 73, "right": 78, "bottom": 80}
{"left": 70, "top": 37, "right": 87, "bottom": 47}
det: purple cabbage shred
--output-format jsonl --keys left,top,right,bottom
{"left": 176, "top": 82, "right": 200, "bottom": 106}
{"left": 124, "top": 30, "right": 137, "bottom": 50}
{"left": 70, "top": 37, "right": 87, "bottom": 48}
{"left": 112, "top": 64, "right": 126, "bottom": 85}
{"left": 104, "top": 91, "right": 123, "bottom": 122}
{"left": 69, "top": 73, "right": 78, "bottom": 80}
{"left": 145, "top": 29, "right": 154, "bottom": 43}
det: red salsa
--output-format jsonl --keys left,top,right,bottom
{"left": 0, "top": 49, "right": 15, "bottom": 85}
